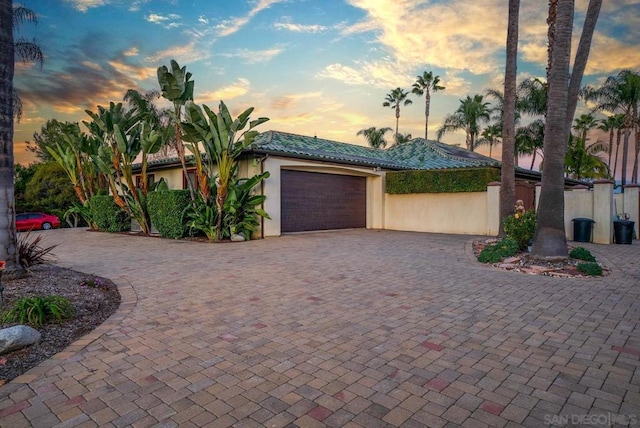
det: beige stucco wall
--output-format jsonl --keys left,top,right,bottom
{"left": 384, "top": 192, "right": 488, "bottom": 235}
{"left": 262, "top": 157, "right": 385, "bottom": 237}
{"left": 563, "top": 189, "right": 593, "bottom": 241}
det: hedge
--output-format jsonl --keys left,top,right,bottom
{"left": 147, "top": 190, "right": 191, "bottom": 239}
{"left": 386, "top": 167, "right": 501, "bottom": 194}
{"left": 90, "top": 195, "right": 130, "bottom": 232}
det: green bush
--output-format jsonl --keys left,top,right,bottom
{"left": 503, "top": 210, "right": 536, "bottom": 250}
{"left": 477, "top": 237, "right": 520, "bottom": 263}
{"left": 569, "top": 247, "right": 596, "bottom": 262}
{"left": 2, "top": 295, "right": 74, "bottom": 327}
{"left": 577, "top": 262, "right": 602, "bottom": 276}
{"left": 147, "top": 190, "right": 191, "bottom": 239}
{"left": 90, "top": 195, "right": 130, "bottom": 232}
{"left": 386, "top": 168, "right": 500, "bottom": 194}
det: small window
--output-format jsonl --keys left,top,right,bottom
{"left": 184, "top": 170, "right": 197, "bottom": 190}
{"left": 136, "top": 174, "right": 155, "bottom": 188}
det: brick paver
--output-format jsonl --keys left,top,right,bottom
{"left": 1, "top": 229, "right": 639, "bottom": 427}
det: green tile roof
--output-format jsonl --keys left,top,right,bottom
{"left": 249, "top": 130, "right": 500, "bottom": 170}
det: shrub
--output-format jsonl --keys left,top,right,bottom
{"left": 90, "top": 195, "right": 130, "bottom": 232}
{"left": 17, "top": 231, "right": 57, "bottom": 271}
{"left": 569, "top": 247, "right": 596, "bottom": 262}
{"left": 2, "top": 295, "right": 74, "bottom": 327}
{"left": 147, "top": 190, "right": 191, "bottom": 239}
{"left": 386, "top": 168, "right": 501, "bottom": 194}
{"left": 503, "top": 209, "right": 536, "bottom": 250}
{"left": 577, "top": 262, "right": 602, "bottom": 276}
{"left": 477, "top": 237, "right": 520, "bottom": 263}
{"left": 80, "top": 275, "right": 108, "bottom": 289}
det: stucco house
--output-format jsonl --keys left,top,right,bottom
{"left": 140, "top": 130, "right": 554, "bottom": 238}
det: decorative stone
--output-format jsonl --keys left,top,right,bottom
{"left": 498, "top": 263, "right": 518, "bottom": 269}
{"left": 0, "top": 325, "right": 41, "bottom": 355}
{"left": 231, "top": 234, "right": 246, "bottom": 242}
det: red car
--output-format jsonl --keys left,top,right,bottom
{"left": 16, "top": 212, "right": 61, "bottom": 232}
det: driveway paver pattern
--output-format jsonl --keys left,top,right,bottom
{"left": 0, "top": 229, "right": 639, "bottom": 427}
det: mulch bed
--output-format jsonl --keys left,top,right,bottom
{"left": 0, "top": 265, "right": 121, "bottom": 384}
{"left": 472, "top": 239, "right": 609, "bottom": 278}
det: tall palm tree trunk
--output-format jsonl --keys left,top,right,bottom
{"left": 613, "top": 128, "right": 621, "bottom": 181}
{"left": 607, "top": 128, "right": 613, "bottom": 171}
{"left": 424, "top": 93, "right": 431, "bottom": 139}
{"left": 631, "top": 105, "right": 639, "bottom": 183}
{"left": 395, "top": 107, "right": 400, "bottom": 141}
{"left": 500, "top": 0, "right": 519, "bottom": 237}
{"left": 622, "top": 129, "right": 630, "bottom": 185}
{"left": 564, "top": 0, "right": 602, "bottom": 134}
{"left": 0, "top": 0, "right": 17, "bottom": 267}
{"left": 532, "top": 0, "right": 574, "bottom": 259}
{"left": 530, "top": 150, "right": 537, "bottom": 170}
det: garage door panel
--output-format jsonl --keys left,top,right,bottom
{"left": 281, "top": 170, "right": 366, "bottom": 233}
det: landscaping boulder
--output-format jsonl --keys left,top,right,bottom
{"left": 231, "top": 234, "right": 246, "bottom": 242}
{"left": 0, "top": 325, "right": 41, "bottom": 355}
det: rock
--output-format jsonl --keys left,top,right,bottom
{"left": 230, "top": 234, "right": 246, "bottom": 242}
{"left": 0, "top": 325, "right": 41, "bottom": 355}
{"left": 498, "top": 263, "right": 518, "bottom": 269}
{"left": 503, "top": 257, "right": 521, "bottom": 264}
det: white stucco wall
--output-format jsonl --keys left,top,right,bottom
{"left": 384, "top": 192, "right": 488, "bottom": 235}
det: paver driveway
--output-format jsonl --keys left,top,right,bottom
{"left": 1, "top": 229, "right": 639, "bottom": 427}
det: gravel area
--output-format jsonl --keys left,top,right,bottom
{"left": 0, "top": 265, "right": 121, "bottom": 384}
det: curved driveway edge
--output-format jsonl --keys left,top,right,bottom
{"left": 1, "top": 228, "right": 639, "bottom": 428}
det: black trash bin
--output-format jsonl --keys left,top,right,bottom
{"left": 572, "top": 218, "right": 595, "bottom": 242}
{"left": 613, "top": 220, "right": 635, "bottom": 244}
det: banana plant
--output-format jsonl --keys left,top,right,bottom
{"left": 181, "top": 100, "right": 268, "bottom": 241}
{"left": 224, "top": 171, "right": 271, "bottom": 240}
{"left": 157, "top": 59, "right": 196, "bottom": 201}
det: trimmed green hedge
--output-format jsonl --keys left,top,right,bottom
{"left": 147, "top": 190, "right": 191, "bottom": 239}
{"left": 90, "top": 195, "right": 130, "bottom": 232}
{"left": 386, "top": 168, "right": 501, "bottom": 194}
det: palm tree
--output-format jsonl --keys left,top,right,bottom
{"left": 356, "top": 126, "right": 392, "bottom": 149}
{"left": 531, "top": 0, "right": 573, "bottom": 259}
{"left": 564, "top": 135, "right": 609, "bottom": 180}
{"left": 598, "top": 114, "right": 618, "bottom": 172}
{"left": 532, "top": 0, "right": 601, "bottom": 259}
{"left": 516, "top": 119, "right": 545, "bottom": 169}
{"left": 517, "top": 77, "right": 547, "bottom": 117}
{"left": 382, "top": 88, "right": 412, "bottom": 141}
{"left": 411, "top": 71, "right": 445, "bottom": 140}
{"left": 1, "top": 0, "right": 17, "bottom": 267}
{"left": 477, "top": 124, "right": 502, "bottom": 159}
{"left": 394, "top": 132, "right": 412, "bottom": 146}
{"left": 573, "top": 113, "right": 598, "bottom": 142}
{"left": 12, "top": 5, "right": 42, "bottom": 122}
{"left": 437, "top": 94, "right": 490, "bottom": 152}
{"left": 500, "top": 0, "right": 520, "bottom": 233}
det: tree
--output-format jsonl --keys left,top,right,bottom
{"left": 532, "top": 0, "right": 601, "bottom": 259}
{"left": 592, "top": 70, "right": 640, "bottom": 184}
{"left": 394, "top": 132, "right": 412, "bottom": 146}
{"left": 382, "top": 88, "right": 412, "bottom": 141}
{"left": 437, "top": 94, "right": 491, "bottom": 151}
{"left": 356, "top": 126, "right": 392, "bottom": 149}
{"left": 500, "top": 0, "right": 520, "bottom": 235}
{"left": 1, "top": 0, "right": 17, "bottom": 267}
{"left": 478, "top": 124, "right": 502, "bottom": 159}
{"left": 564, "top": 134, "right": 609, "bottom": 180}
{"left": 25, "top": 119, "right": 75, "bottom": 162}
{"left": 157, "top": 60, "right": 196, "bottom": 200}
{"left": 516, "top": 119, "right": 545, "bottom": 169}
{"left": 411, "top": 71, "right": 445, "bottom": 139}
{"left": 181, "top": 100, "right": 269, "bottom": 241}
{"left": 12, "top": 5, "right": 42, "bottom": 122}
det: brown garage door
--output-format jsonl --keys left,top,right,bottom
{"left": 281, "top": 170, "right": 366, "bottom": 233}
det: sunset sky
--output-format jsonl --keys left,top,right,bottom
{"left": 13, "top": 1, "right": 640, "bottom": 179}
